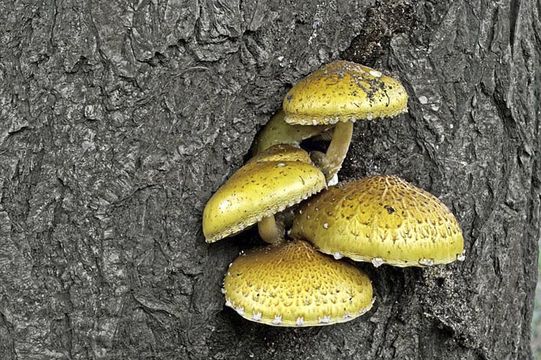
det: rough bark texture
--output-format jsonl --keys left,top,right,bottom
{"left": 0, "top": 0, "right": 540, "bottom": 359}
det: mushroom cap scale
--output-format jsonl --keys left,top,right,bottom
{"left": 290, "top": 176, "right": 464, "bottom": 267}
{"left": 223, "top": 240, "right": 374, "bottom": 327}
{"left": 283, "top": 60, "right": 408, "bottom": 125}
{"left": 203, "top": 145, "right": 326, "bottom": 243}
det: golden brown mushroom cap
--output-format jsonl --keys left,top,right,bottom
{"left": 223, "top": 240, "right": 374, "bottom": 326}
{"left": 290, "top": 176, "right": 464, "bottom": 267}
{"left": 283, "top": 60, "right": 408, "bottom": 125}
{"left": 203, "top": 145, "right": 326, "bottom": 243}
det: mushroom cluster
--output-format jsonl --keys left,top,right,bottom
{"left": 202, "top": 60, "right": 465, "bottom": 327}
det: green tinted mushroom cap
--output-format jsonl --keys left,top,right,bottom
{"left": 252, "top": 111, "right": 330, "bottom": 155}
{"left": 203, "top": 145, "right": 326, "bottom": 243}
{"left": 246, "top": 143, "right": 311, "bottom": 164}
{"left": 290, "top": 175, "right": 465, "bottom": 267}
{"left": 223, "top": 240, "right": 374, "bottom": 326}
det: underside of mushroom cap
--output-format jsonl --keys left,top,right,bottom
{"left": 223, "top": 240, "right": 374, "bottom": 327}
{"left": 290, "top": 176, "right": 464, "bottom": 267}
{"left": 283, "top": 60, "right": 408, "bottom": 125}
{"left": 203, "top": 145, "right": 326, "bottom": 243}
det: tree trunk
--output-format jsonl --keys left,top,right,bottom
{"left": 0, "top": 0, "right": 539, "bottom": 359}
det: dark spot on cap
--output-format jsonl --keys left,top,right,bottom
{"left": 384, "top": 205, "right": 395, "bottom": 214}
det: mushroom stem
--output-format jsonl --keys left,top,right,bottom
{"left": 258, "top": 215, "right": 285, "bottom": 245}
{"left": 312, "top": 121, "right": 353, "bottom": 181}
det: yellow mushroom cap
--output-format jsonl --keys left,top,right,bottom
{"left": 223, "top": 240, "right": 374, "bottom": 327}
{"left": 290, "top": 175, "right": 464, "bottom": 267}
{"left": 283, "top": 60, "right": 408, "bottom": 125}
{"left": 203, "top": 145, "right": 326, "bottom": 243}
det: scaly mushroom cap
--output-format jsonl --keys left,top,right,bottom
{"left": 203, "top": 145, "right": 326, "bottom": 243}
{"left": 252, "top": 111, "right": 330, "bottom": 154}
{"left": 283, "top": 60, "right": 408, "bottom": 125}
{"left": 223, "top": 240, "right": 374, "bottom": 326}
{"left": 290, "top": 176, "right": 464, "bottom": 267}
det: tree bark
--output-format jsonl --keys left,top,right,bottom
{"left": 0, "top": 0, "right": 539, "bottom": 359}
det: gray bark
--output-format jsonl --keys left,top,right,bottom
{"left": 0, "top": 0, "right": 539, "bottom": 359}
